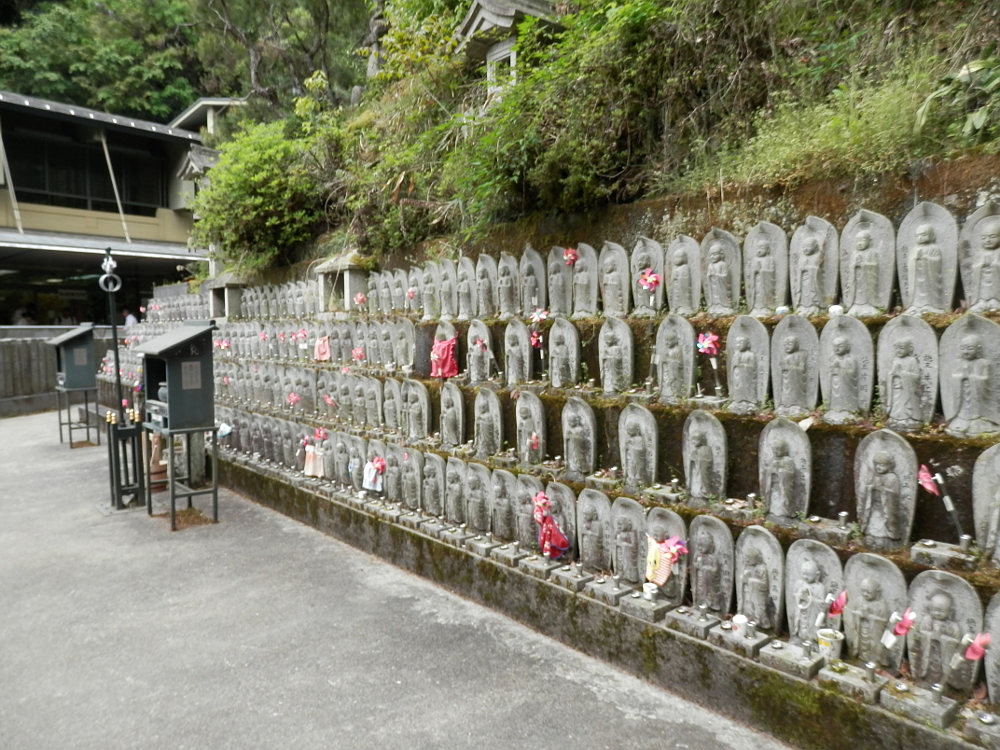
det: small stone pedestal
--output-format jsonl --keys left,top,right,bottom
{"left": 584, "top": 578, "right": 634, "bottom": 606}
{"left": 550, "top": 565, "right": 594, "bottom": 592}
{"left": 418, "top": 517, "right": 448, "bottom": 538}
{"left": 439, "top": 526, "right": 475, "bottom": 547}
{"left": 713, "top": 500, "right": 758, "bottom": 523}
{"left": 376, "top": 502, "right": 406, "bottom": 523}
{"left": 879, "top": 683, "right": 959, "bottom": 729}
{"left": 689, "top": 394, "right": 726, "bottom": 409}
{"left": 797, "top": 516, "right": 852, "bottom": 546}
{"left": 362, "top": 497, "right": 385, "bottom": 516}
{"left": 518, "top": 554, "right": 561, "bottom": 581}
{"left": 620, "top": 591, "right": 674, "bottom": 623}
{"left": 397, "top": 509, "right": 430, "bottom": 530}
{"left": 662, "top": 606, "right": 720, "bottom": 639}
{"left": 759, "top": 641, "right": 825, "bottom": 679}
{"left": 584, "top": 475, "right": 621, "bottom": 494}
{"left": 344, "top": 491, "right": 369, "bottom": 510}
{"left": 910, "top": 539, "right": 977, "bottom": 572}
{"left": 465, "top": 535, "right": 502, "bottom": 557}
{"left": 817, "top": 662, "right": 888, "bottom": 704}
{"left": 964, "top": 710, "right": 1000, "bottom": 748}
{"left": 491, "top": 543, "right": 529, "bottom": 568}
{"left": 642, "top": 486, "right": 683, "bottom": 505}
{"left": 707, "top": 623, "right": 773, "bottom": 658}
{"left": 492, "top": 456, "right": 519, "bottom": 470}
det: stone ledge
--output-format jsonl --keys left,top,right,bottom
{"left": 219, "top": 457, "right": 975, "bottom": 750}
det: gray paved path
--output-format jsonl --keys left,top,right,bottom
{"left": 0, "top": 411, "right": 789, "bottom": 750}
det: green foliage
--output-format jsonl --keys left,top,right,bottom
{"left": 916, "top": 57, "right": 1000, "bottom": 145}
{"left": 190, "top": 120, "right": 325, "bottom": 273}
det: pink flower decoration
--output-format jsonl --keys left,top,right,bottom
{"left": 278, "top": 332, "right": 286, "bottom": 343}
{"left": 286, "top": 392, "right": 301, "bottom": 406}
{"left": 314, "top": 428, "right": 328, "bottom": 442}
{"left": 407, "top": 287, "right": 416, "bottom": 300}
{"left": 829, "top": 590, "right": 848, "bottom": 617}
{"left": 532, "top": 491, "right": 550, "bottom": 523}
{"left": 529, "top": 308, "right": 549, "bottom": 324}
{"left": 323, "top": 394, "right": 335, "bottom": 406}
{"left": 696, "top": 332, "right": 719, "bottom": 356}
{"left": 530, "top": 330, "right": 542, "bottom": 349}
{"left": 894, "top": 608, "right": 916, "bottom": 636}
{"left": 372, "top": 456, "right": 387, "bottom": 474}
{"left": 638, "top": 268, "right": 662, "bottom": 292}
{"left": 918, "top": 465, "right": 939, "bottom": 496}
{"left": 475, "top": 337, "right": 487, "bottom": 351}
{"left": 530, "top": 432, "right": 539, "bottom": 450}
{"left": 661, "top": 536, "right": 688, "bottom": 563}
{"left": 221, "top": 339, "right": 230, "bottom": 350}
{"left": 133, "top": 383, "right": 142, "bottom": 393}
{"left": 259, "top": 331, "right": 267, "bottom": 341}
{"left": 223, "top": 376, "right": 231, "bottom": 386}
{"left": 352, "top": 347, "right": 365, "bottom": 362}
{"left": 966, "top": 633, "right": 991, "bottom": 661}
{"left": 341, "top": 366, "right": 350, "bottom": 374}
{"left": 353, "top": 292, "right": 367, "bottom": 306}
{"left": 563, "top": 247, "right": 579, "bottom": 266}
{"left": 121, "top": 398, "right": 129, "bottom": 408}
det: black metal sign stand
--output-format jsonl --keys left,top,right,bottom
{"left": 100, "top": 248, "right": 145, "bottom": 509}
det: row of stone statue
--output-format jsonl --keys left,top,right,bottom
{"left": 142, "top": 292, "right": 209, "bottom": 323}
{"left": 217, "top": 370, "right": 1000, "bottom": 561}
{"left": 350, "top": 201, "right": 1000, "bottom": 321}
{"left": 214, "top": 406, "right": 1000, "bottom": 704}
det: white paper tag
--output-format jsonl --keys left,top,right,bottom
{"left": 181, "top": 360, "right": 202, "bottom": 390}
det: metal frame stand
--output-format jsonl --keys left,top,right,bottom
{"left": 144, "top": 424, "right": 219, "bottom": 531}
{"left": 56, "top": 386, "right": 100, "bottom": 447}
{"left": 106, "top": 417, "right": 144, "bottom": 510}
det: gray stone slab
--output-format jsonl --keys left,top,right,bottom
{"left": 550, "top": 565, "right": 594, "bottom": 592}
{"left": 910, "top": 539, "right": 977, "bottom": 571}
{"left": 620, "top": 591, "right": 674, "bottom": 623}
{"left": 518, "top": 554, "right": 561, "bottom": 581}
{"left": 879, "top": 683, "right": 959, "bottom": 729}
{"left": 759, "top": 641, "right": 825, "bottom": 679}
{"left": 491, "top": 543, "right": 529, "bottom": 568}
{"left": 708, "top": 622, "right": 773, "bottom": 659}
{"left": 964, "top": 711, "right": 1000, "bottom": 749}
{"left": 662, "top": 606, "right": 720, "bottom": 640}
{"left": 817, "top": 662, "right": 888, "bottom": 705}
{"left": 584, "top": 577, "right": 634, "bottom": 606}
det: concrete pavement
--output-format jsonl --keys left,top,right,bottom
{"left": 0, "top": 411, "right": 789, "bottom": 750}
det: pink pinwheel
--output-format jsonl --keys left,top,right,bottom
{"left": 353, "top": 292, "right": 367, "bottom": 306}
{"left": 133, "top": 383, "right": 142, "bottom": 393}
{"left": 407, "top": 287, "right": 416, "bottom": 300}
{"left": 529, "top": 308, "right": 550, "bottom": 324}
{"left": 697, "top": 332, "right": 719, "bottom": 356}
{"left": 286, "top": 392, "right": 301, "bottom": 407}
{"left": 966, "top": 633, "right": 991, "bottom": 661}
{"left": 297, "top": 329, "right": 308, "bottom": 342}
{"left": 323, "top": 394, "right": 335, "bottom": 407}
{"left": 563, "top": 247, "right": 579, "bottom": 266}
{"left": 829, "top": 590, "right": 848, "bottom": 617}
{"left": 530, "top": 432, "right": 540, "bottom": 451}
{"left": 314, "top": 428, "right": 328, "bottom": 442}
{"left": 222, "top": 376, "right": 231, "bottom": 386}
{"left": 371, "top": 456, "right": 387, "bottom": 475}
{"left": 278, "top": 332, "right": 286, "bottom": 343}
{"left": 221, "top": 339, "right": 231, "bottom": 350}
{"left": 121, "top": 398, "right": 129, "bottom": 408}
{"left": 918, "top": 465, "right": 939, "bottom": 496}
{"left": 475, "top": 337, "right": 488, "bottom": 352}
{"left": 638, "top": 268, "right": 662, "bottom": 292}
{"left": 530, "top": 330, "right": 543, "bottom": 349}
{"left": 341, "top": 366, "right": 350, "bottom": 374}
{"left": 894, "top": 608, "right": 917, "bottom": 636}
{"left": 662, "top": 536, "right": 688, "bottom": 563}
{"left": 352, "top": 347, "right": 365, "bottom": 362}
{"left": 259, "top": 331, "right": 267, "bottom": 341}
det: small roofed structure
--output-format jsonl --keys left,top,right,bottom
{"left": 135, "top": 321, "right": 216, "bottom": 431}
{"left": 46, "top": 323, "right": 96, "bottom": 389}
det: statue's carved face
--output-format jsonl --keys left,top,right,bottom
{"left": 801, "top": 559, "right": 819, "bottom": 584}
{"left": 981, "top": 221, "right": 1000, "bottom": 251}
{"left": 710, "top": 244, "right": 724, "bottom": 263}
{"left": 893, "top": 338, "right": 913, "bottom": 358}
{"left": 860, "top": 578, "right": 880, "bottom": 602}
{"left": 916, "top": 224, "right": 935, "bottom": 245}
{"left": 756, "top": 238, "right": 771, "bottom": 257}
{"left": 833, "top": 337, "right": 849, "bottom": 356}
{"left": 929, "top": 592, "right": 954, "bottom": 622}
{"left": 960, "top": 334, "right": 982, "bottom": 360}
{"left": 873, "top": 452, "right": 895, "bottom": 475}
{"left": 773, "top": 439, "right": 789, "bottom": 458}
{"left": 783, "top": 337, "right": 799, "bottom": 354}
{"left": 803, "top": 238, "right": 819, "bottom": 256}
{"left": 855, "top": 230, "right": 872, "bottom": 252}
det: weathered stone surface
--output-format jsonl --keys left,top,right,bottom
{"left": 516, "top": 391, "right": 546, "bottom": 466}
{"left": 474, "top": 387, "right": 503, "bottom": 461}
{"left": 841, "top": 209, "right": 895, "bottom": 317}
{"left": 599, "top": 241, "right": 631, "bottom": 317}
{"left": 683, "top": 409, "right": 726, "bottom": 508}
{"left": 771, "top": 313, "right": 819, "bottom": 418}
{"left": 877, "top": 315, "right": 938, "bottom": 432}
{"left": 898, "top": 201, "right": 957, "bottom": 315}
{"left": 562, "top": 397, "right": 596, "bottom": 481}
{"left": 497, "top": 252, "right": 520, "bottom": 320}
{"left": 571, "top": 243, "right": 599, "bottom": 319}
{"left": 820, "top": 314, "right": 874, "bottom": 424}
{"left": 445, "top": 456, "right": 467, "bottom": 525}
{"left": 985, "top": 591, "right": 1000, "bottom": 704}
{"left": 599, "top": 316, "right": 633, "bottom": 393}
{"left": 547, "top": 247, "right": 574, "bottom": 318}
{"left": 975, "top": 444, "right": 1000, "bottom": 566}
{"left": 701, "top": 227, "right": 741, "bottom": 315}
{"left": 619, "top": 403, "right": 657, "bottom": 491}
{"left": 844, "top": 552, "right": 907, "bottom": 672}
{"left": 790, "top": 216, "right": 839, "bottom": 316}
{"left": 611, "top": 496, "right": 646, "bottom": 586}
{"left": 467, "top": 319, "right": 494, "bottom": 383}
{"left": 402, "top": 378, "right": 430, "bottom": 441}
{"left": 689, "top": 515, "right": 734, "bottom": 617}
{"left": 758, "top": 416, "right": 810, "bottom": 525}
{"left": 961, "top": 200, "right": 1000, "bottom": 313}
{"left": 520, "top": 245, "right": 547, "bottom": 315}
{"left": 440, "top": 382, "right": 464, "bottom": 449}
{"left": 785, "top": 538, "right": 843, "bottom": 645}
{"left": 476, "top": 254, "right": 499, "bottom": 319}
{"left": 631, "top": 236, "right": 665, "bottom": 316}
{"left": 465, "top": 462, "right": 492, "bottom": 534}
{"left": 655, "top": 314, "right": 695, "bottom": 404}
{"left": 491, "top": 468, "right": 517, "bottom": 542}
{"left": 546, "top": 481, "right": 577, "bottom": 561}
{"left": 422, "top": 262, "right": 442, "bottom": 321}
{"left": 854, "top": 429, "right": 917, "bottom": 550}
{"left": 504, "top": 318, "right": 532, "bottom": 385}
{"left": 907, "top": 570, "right": 983, "bottom": 693}
{"left": 940, "top": 314, "right": 1000, "bottom": 436}
{"left": 743, "top": 221, "right": 788, "bottom": 317}
{"left": 735, "top": 525, "right": 784, "bottom": 631}
{"left": 726, "top": 315, "right": 769, "bottom": 415}
{"left": 548, "top": 317, "right": 580, "bottom": 389}
{"left": 577, "top": 488, "right": 613, "bottom": 573}
{"left": 439, "top": 259, "right": 458, "bottom": 322}
{"left": 665, "top": 235, "right": 701, "bottom": 315}
{"left": 457, "top": 256, "right": 478, "bottom": 322}
{"left": 422, "top": 452, "right": 445, "bottom": 516}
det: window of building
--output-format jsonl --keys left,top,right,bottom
{"left": 486, "top": 37, "right": 517, "bottom": 102}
